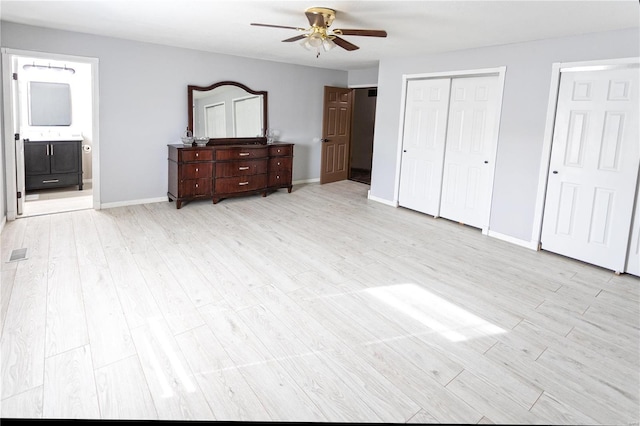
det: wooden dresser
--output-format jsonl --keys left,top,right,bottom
{"left": 168, "top": 142, "right": 293, "bottom": 208}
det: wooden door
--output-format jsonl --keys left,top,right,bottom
{"left": 439, "top": 75, "right": 500, "bottom": 229}
{"left": 398, "top": 78, "right": 451, "bottom": 215}
{"left": 541, "top": 67, "right": 639, "bottom": 273}
{"left": 321, "top": 86, "right": 352, "bottom": 184}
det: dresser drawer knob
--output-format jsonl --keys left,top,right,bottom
{"left": 195, "top": 183, "right": 199, "bottom": 188}
{"left": 195, "top": 167, "right": 199, "bottom": 172}
{"left": 239, "top": 181, "right": 249, "bottom": 186}
{"left": 277, "top": 149, "right": 281, "bottom": 153}
{"left": 277, "top": 162, "right": 281, "bottom": 166}
{"left": 239, "top": 166, "right": 250, "bottom": 171}
{"left": 195, "top": 153, "right": 199, "bottom": 157}
{"left": 239, "top": 152, "right": 250, "bottom": 157}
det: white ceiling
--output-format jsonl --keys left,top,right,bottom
{"left": 1, "top": 0, "right": 638, "bottom": 71}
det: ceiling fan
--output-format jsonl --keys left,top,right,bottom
{"left": 251, "top": 7, "right": 387, "bottom": 57}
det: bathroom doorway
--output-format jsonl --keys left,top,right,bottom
{"left": 2, "top": 49, "right": 99, "bottom": 219}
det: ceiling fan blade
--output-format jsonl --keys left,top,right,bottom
{"left": 333, "top": 36, "right": 359, "bottom": 51}
{"left": 333, "top": 29, "right": 387, "bottom": 37}
{"left": 251, "top": 23, "right": 305, "bottom": 31}
{"left": 282, "top": 35, "right": 306, "bottom": 43}
{"left": 305, "top": 11, "right": 326, "bottom": 28}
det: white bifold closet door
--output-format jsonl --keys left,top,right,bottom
{"left": 439, "top": 76, "right": 500, "bottom": 228}
{"left": 541, "top": 67, "right": 639, "bottom": 273}
{"left": 399, "top": 75, "right": 500, "bottom": 229}
{"left": 398, "top": 78, "right": 451, "bottom": 216}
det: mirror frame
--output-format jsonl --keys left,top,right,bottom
{"left": 188, "top": 81, "right": 268, "bottom": 145}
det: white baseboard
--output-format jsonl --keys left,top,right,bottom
{"left": 487, "top": 230, "right": 538, "bottom": 250}
{"left": 367, "top": 190, "right": 399, "bottom": 207}
{"left": 83, "top": 178, "right": 93, "bottom": 183}
{"left": 0, "top": 215, "right": 6, "bottom": 234}
{"left": 100, "top": 196, "right": 167, "bottom": 209}
{"left": 293, "top": 178, "right": 320, "bottom": 185}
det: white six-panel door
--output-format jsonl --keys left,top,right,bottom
{"left": 439, "top": 76, "right": 500, "bottom": 228}
{"left": 398, "top": 78, "right": 451, "bottom": 215}
{"left": 541, "top": 67, "right": 639, "bottom": 273}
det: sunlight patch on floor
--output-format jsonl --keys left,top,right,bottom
{"left": 365, "top": 283, "right": 505, "bottom": 342}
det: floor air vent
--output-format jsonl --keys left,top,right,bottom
{"left": 8, "top": 248, "right": 28, "bottom": 262}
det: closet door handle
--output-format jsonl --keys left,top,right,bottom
{"left": 46, "top": 144, "right": 50, "bottom": 156}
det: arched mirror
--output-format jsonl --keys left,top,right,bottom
{"left": 188, "top": 81, "right": 268, "bottom": 144}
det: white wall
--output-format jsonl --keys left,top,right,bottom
{"left": 348, "top": 66, "right": 379, "bottom": 87}
{"left": 371, "top": 28, "right": 640, "bottom": 243}
{"left": 1, "top": 22, "right": 347, "bottom": 205}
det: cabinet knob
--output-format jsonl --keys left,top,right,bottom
{"left": 195, "top": 153, "right": 199, "bottom": 157}
{"left": 195, "top": 168, "right": 199, "bottom": 172}
{"left": 195, "top": 183, "right": 199, "bottom": 188}
{"left": 277, "top": 149, "right": 281, "bottom": 153}
{"left": 277, "top": 162, "right": 281, "bottom": 166}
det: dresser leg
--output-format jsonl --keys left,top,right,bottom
{"left": 287, "top": 186, "right": 292, "bottom": 193}
{"left": 212, "top": 198, "right": 220, "bottom": 204}
{"left": 176, "top": 200, "right": 182, "bottom": 209}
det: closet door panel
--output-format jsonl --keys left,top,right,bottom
{"left": 439, "top": 76, "right": 500, "bottom": 228}
{"left": 398, "top": 78, "right": 451, "bottom": 215}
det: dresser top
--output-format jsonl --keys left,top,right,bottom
{"left": 168, "top": 142, "right": 293, "bottom": 149}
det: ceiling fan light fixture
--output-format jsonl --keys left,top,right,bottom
{"left": 322, "top": 38, "right": 336, "bottom": 52}
{"left": 308, "top": 32, "right": 324, "bottom": 48}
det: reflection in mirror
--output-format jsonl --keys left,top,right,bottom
{"left": 189, "top": 82, "right": 267, "bottom": 141}
{"left": 29, "top": 81, "right": 72, "bottom": 126}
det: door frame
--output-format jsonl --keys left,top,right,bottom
{"left": 531, "top": 57, "right": 640, "bottom": 248}
{"left": 348, "top": 84, "right": 377, "bottom": 183}
{"left": 394, "top": 66, "right": 507, "bottom": 235}
{"left": 2, "top": 48, "right": 100, "bottom": 221}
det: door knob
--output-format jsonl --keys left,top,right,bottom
{"left": 484, "top": 160, "right": 489, "bottom": 164}
{"left": 320, "top": 138, "right": 329, "bottom": 142}
{"left": 403, "top": 150, "right": 407, "bottom": 153}
{"left": 552, "top": 171, "right": 558, "bottom": 174}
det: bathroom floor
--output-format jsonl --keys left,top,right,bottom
{"left": 23, "top": 182, "right": 93, "bottom": 217}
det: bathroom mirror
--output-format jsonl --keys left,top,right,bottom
{"left": 188, "top": 81, "right": 267, "bottom": 144}
{"left": 28, "top": 81, "right": 72, "bottom": 126}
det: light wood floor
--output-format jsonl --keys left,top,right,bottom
{"left": 1, "top": 181, "right": 638, "bottom": 423}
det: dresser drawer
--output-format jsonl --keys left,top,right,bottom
{"left": 181, "top": 149, "right": 213, "bottom": 162}
{"left": 215, "top": 160, "right": 267, "bottom": 178}
{"left": 268, "top": 172, "right": 292, "bottom": 187}
{"left": 215, "top": 174, "right": 267, "bottom": 193}
{"left": 215, "top": 147, "right": 268, "bottom": 160}
{"left": 268, "top": 157, "right": 292, "bottom": 172}
{"left": 180, "top": 178, "right": 211, "bottom": 197}
{"left": 181, "top": 163, "right": 212, "bottom": 179}
{"left": 268, "top": 144, "right": 293, "bottom": 157}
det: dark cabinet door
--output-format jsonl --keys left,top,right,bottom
{"left": 24, "top": 142, "right": 51, "bottom": 175}
{"left": 49, "top": 141, "right": 80, "bottom": 174}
